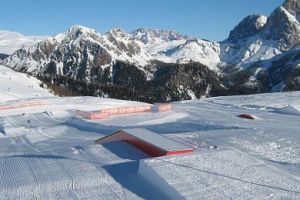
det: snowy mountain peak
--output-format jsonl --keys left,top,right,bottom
{"left": 106, "top": 28, "right": 128, "bottom": 38}
{"left": 228, "top": 15, "right": 267, "bottom": 42}
{"left": 262, "top": 5, "right": 300, "bottom": 50}
{"left": 161, "top": 38, "right": 220, "bottom": 69}
{"left": 131, "top": 28, "right": 187, "bottom": 44}
{"left": 53, "top": 25, "right": 100, "bottom": 43}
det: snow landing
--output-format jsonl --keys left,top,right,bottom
{"left": 139, "top": 150, "right": 300, "bottom": 199}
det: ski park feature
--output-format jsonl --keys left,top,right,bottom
{"left": 138, "top": 150, "right": 300, "bottom": 200}
{"left": 0, "top": 100, "right": 49, "bottom": 111}
{"left": 95, "top": 128, "right": 193, "bottom": 157}
{"left": 76, "top": 110, "right": 110, "bottom": 120}
{"left": 0, "top": 64, "right": 299, "bottom": 199}
{"left": 76, "top": 104, "right": 171, "bottom": 120}
{"left": 152, "top": 103, "right": 172, "bottom": 112}
{"left": 237, "top": 113, "right": 259, "bottom": 120}
{"left": 101, "top": 105, "right": 152, "bottom": 115}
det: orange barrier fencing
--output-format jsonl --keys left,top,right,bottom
{"left": 0, "top": 100, "right": 49, "bottom": 111}
{"left": 76, "top": 104, "right": 172, "bottom": 120}
{"left": 76, "top": 110, "right": 110, "bottom": 120}
{"left": 152, "top": 104, "right": 172, "bottom": 112}
{"left": 101, "top": 105, "right": 152, "bottom": 115}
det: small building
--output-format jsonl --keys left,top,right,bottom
{"left": 95, "top": 128, "right": 193, "bottom": 157}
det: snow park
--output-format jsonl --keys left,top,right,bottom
{"left": 0, "top": 0, "right": 300, "bottom": 199}
{"left": 0, "top": 64, "right": 299, "bottom": 199}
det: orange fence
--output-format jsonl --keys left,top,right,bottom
{"left": 76, "top": 104, "right": 172, "bottom": 120}
{"left": 101, "top": 105, "right": 152, "bottom": 115}
{"left": 75, "top": 110, "right": 110, "bottom": 120}
{"left": 0, "top": 100, "right": 49, "bottom": 111}
{"left": 152, "top": 104, "right": 172, "bottom": 112}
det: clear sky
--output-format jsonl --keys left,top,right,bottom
{"left": 0, "top": 0, "right": 284, "bottom": 41}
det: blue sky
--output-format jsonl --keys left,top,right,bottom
{"left": 0, "top": 0, "right": 283, "bottom": 41}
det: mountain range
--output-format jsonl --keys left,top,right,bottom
{"left": 1, "top": 0, "right": 300, "bottom": 102}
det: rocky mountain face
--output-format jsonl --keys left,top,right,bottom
{"left": 1, "top": 0, "right": 300, "bottom": 102}
{"left": 282, "top": 0, "right": 300, "bottom": 21}
{"left": 0, "top": 53, "right": 8, "bottom": 60}
{"left": 225, "top": 0, "right": 300, "bottom": 93}
{"left": 2, "top": 25, "right": 224, "bottom": 101}
{"left": 227, "top": 15, "right": 267, "bottom": 43}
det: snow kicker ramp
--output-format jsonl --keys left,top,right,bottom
{"left": 95, "top": 128, "right": 193, "bottom": 157}
{"left": 138, "top": 149, "right": 300, "bottom": 199}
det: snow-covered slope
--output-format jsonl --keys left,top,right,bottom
{"left": 0, "top": 30, "right": 47, "bottom": 54}
{"left": 0, "top": 86, "right": 299, "bottom": 199}
{"left": 0, "top": 65, "right": 52, "bottom": 102}
{"left": 149, "top": 39, "right": 220, "bottom": 70}
{"left": 131, "top": 28, "right": 220, "bottom": 70}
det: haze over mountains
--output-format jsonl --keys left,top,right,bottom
{"left": 0, "top": 30, "right": 47, "bottom": 55}
{"left": 1, "top": 0, "right": 300, "bottom": 102}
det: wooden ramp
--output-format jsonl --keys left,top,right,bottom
{"left": 95, "top": 128, "right": 193, "bottom": 157}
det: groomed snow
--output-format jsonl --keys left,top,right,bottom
{"left": 0, "top": 65, "right": 299, "bottom": 199}
{"left": 139, "top": 150, "right": 300, "bottom": 199}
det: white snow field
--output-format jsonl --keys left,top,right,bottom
{"left": 0, "top": 30, "right": 47, "bottom": 55}
{"left": 0, "top": 64, "right": 299, "bottom": 199}
{"left": 0, "top": 65, "right": 52, "bottom": 102}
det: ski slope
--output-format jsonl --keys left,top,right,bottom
{"left": 0, "top": 65, "right": 299, "bottom": 199}
{"left": 0, "top": 65, "right": 52, "bottom": 102}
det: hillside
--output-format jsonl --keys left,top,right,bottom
{"left": 0, "top": 65, "right": 52, "bottom": 102}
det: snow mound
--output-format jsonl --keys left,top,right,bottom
{"left": 273, "top": 105, "right": 300, "bottom": 116}
{"left": 139, "top": 150, "right": 300, "bottom": 199}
